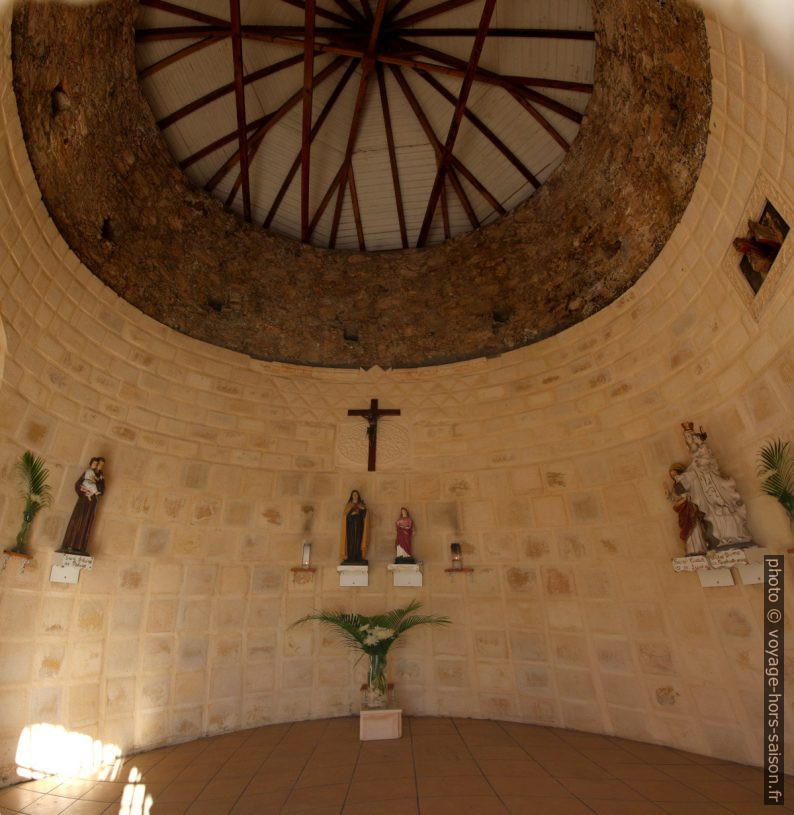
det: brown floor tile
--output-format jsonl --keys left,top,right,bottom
{"left": 660, "top": 765, "right": 729, "bottom": 783}
{"left": 606, "top": 765, "right": 671, "bottom": 782}
{"left": 229, "top": 791, "right": 288, "bottom": 815}
{"left": 17, "top": 780, "right": 63, "bottom": 795}
{"left": 683, "top": 780, "right": 760, "bottom": 803}
{"left": 708, "top": 765, "right": 763, "bottom": 782}
{"left": 343, "top": 799, "right": 418, "bottom": 815}
{"left": 540, "top": 761, "right": 608, "bottom": 779}
{"left": 281, "top": 783, "right": 348, "bottom": 812}
{"left": 624, "top": 779, "right": 708, "bottom": 802}
{"left": 655, "top": 805, "right": 734, "bottom": 815}
{"left": 583, "top": 801, "right": 666, "bottom": 815}
{"left": 352, "top": 760, "right": 414, "bottom": 781}
{"left": 346, "top": 776, "right": 417, "bottom": 804}
{"left": 156, "top": 781, "right": 205, "bottom": 803}
{"left": 20, "top": 795, "right": 75, "bottom": 815}
{"left": 419, "top": 796, "right": 508, "bottom": 815}
{"left": 195, "top": 778, "right": 249, "bottom": 800}
{"left": 414, "top": 760, "right": 481, "bottom": 778}
{"left": 78, "top": 784, "right": 125, "bottom": 804}
{"left": 59, "top": 802, "right": 111, "bottom": 815}
{"left": 0, "top": 788, "right": 43, "bottom": 811}
{"left": 245, "top": 772, "right": 297, "bottom": 795}
{"left": 296, "top": 765, "right": 355, "bottom": 789}
{"left": 184, "top": 797, "right": 237, "bottom": 815}
{"left": 502, "top": 797, "right": 595, "bottom": 815}
{"left": 416, "top": 775, "right": 492, "bottom": 798}
{"left": 2, "top": 719, "right": 788, "bottom": 815}
{"left": 46, "top": 783, "right": 95, "bottom": 801}
{"left": 148, "top": 803, "right": 191, "bottom": 815}
{"left": 477, "top": 760, "right": 549, "bottom": 778}
{"left": 488, "top": 776, "right": 569, "bottom": 798}
{"left": 557, "top": 778, "right": 645, "bottom": 800}
{"left": 467, "top": 746, "right": 531, "bottom": 761}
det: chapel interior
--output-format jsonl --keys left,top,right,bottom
{"left": 0, "top": 0, "right": 793, "bottom": 813}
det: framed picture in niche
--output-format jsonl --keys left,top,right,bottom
{"left": 723, "top": 173, "right": 793, "bottom": 319}
{"left": 734, "top": 200, "right": 789, "bottom": 294}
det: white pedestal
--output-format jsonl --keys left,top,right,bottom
{"left": 387, "top": 563, "right": 422, "bottom": 587}
{"left": 697, "top": 568, "right": 735, "bottom": 587}
{"left": 360, "top": 708, "right": 402, "bottom": 741}
{"left": 338, "top": 564, "right": 368, "bottom": 587}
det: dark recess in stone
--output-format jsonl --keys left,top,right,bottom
{"left": 50, "top": 82, "right": 70, "bottom": 115}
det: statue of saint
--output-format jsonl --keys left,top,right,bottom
{"left": 59, "top": 457, "right": 106, "bottom": 554}
{"left": 670, "top": 424, "right": 753, "bottom": 550}
{"left": 395, "top": 507, "right": 415, "bottom": 563}
{"left": 340, "top": 490, "right": 369, "bottom": 564}
{"left": 667, "top": 465, "right": 708, "bottom": 556}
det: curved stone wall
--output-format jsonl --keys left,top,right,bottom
{"left": 0, "top": 2, "right": 793, "bottom": 787}
{"left": 12, "top": 0, "right": 710, "bottom": 368}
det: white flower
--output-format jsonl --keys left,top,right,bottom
{"left": 370, "top": 626, "right": 395, "bottom": 642}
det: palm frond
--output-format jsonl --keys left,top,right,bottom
{"left": 16, "top": 451, "right": 52, "bottom": 511}
{"left": 290, "top": 610, "right": 367, "bottom": 651}
{"left": 290, "top": 600, "right": 451, "bottom": 656}
{"left": 757, "top": 439, "right": 794, "bottom": 500}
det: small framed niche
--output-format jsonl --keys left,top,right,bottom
{"left": 725, "top": 173, "right": 793, "bottom": 319}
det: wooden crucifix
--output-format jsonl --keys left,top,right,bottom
{"left": 348, "top": 398, "right": 401, "bottom": 471}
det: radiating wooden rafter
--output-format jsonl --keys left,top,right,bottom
{"left": 417, "top": 0, "right": 495, "bottom": 247}
{"left": 135, "top": 0, "right": 595, "bottom": 249}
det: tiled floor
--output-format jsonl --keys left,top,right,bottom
{"left": 0, "top": 717, "right": 790, "bottom": 815}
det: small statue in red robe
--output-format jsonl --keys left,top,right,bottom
{"left": 395, "top": 507, "right": 415, "bottom": 564}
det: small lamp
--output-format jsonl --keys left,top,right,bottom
{"left": 450, "top": 542, "right": 463, "bottom": 570}
{"left": 301, "top": 541, "right": 312, "bottom": 568}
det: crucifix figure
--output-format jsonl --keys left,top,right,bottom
{"left": 348, "top": 398, "right": 401, "bottom": 471}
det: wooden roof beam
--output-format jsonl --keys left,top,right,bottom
{"left": 157, "top": 53, "right": 305, "bottom": 129}
{"left": 229, "top": 0, "right": 251, "bottom": 220}
{"left": 138, "top": 0, "right": 227, "bottom": 26}
{"left": 301, "top": 0, "right": 316, "bottom": 242}
{"left": 375, "top": 63, "right": 408, "bottom": 249}
{"left": 389, "top": 65, "right": 478, "bottom": 230}
{"left": 264, "top": 60, "right": 359, "bottom": 229}
{"left": 389, "top": 0, "right": 479, "bottom": 30}
{"left": 210, "top": 57, "right": 347, "bottom": 197}
{"left": 390, "top": 27, "right": 595, "bottom": 40}
{"left": 416, "top": 70, "right": 539, "bottom": 188}
{"left": 314, "top": 0, "right": 389, "bottom": 243}
{"left": 417, "top": 0, "right": 496, "bottom": 247}
{"left": 138, "top": 36, "right": 224, "bottom": 80}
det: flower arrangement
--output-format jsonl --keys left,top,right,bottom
{"left": 757, "top": 438, "right": 794, "bottom": 529}
{"left": 13, "top": 451, "right": 52, "bottom": 554}
{"left": 291, "top": 600, "right": 450, "bottom": 708}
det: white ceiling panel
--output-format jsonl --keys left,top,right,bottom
{"left": 136, "top": 0, "right": 595, "bottom": 250}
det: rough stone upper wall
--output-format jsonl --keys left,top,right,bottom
{"left": 11, "top": 0, "right": 710, "bottom": 367}
{"left": 0, "top": 3, "right": 793, "bottom": 787}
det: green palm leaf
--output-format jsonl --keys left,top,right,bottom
{"left": 291, "top": 600, "right": 451, "bottom": 656}
{"left": 757, "top": 440, "right": 794, "bottom": 499}
{"left": 757, "top": 439, "right": 794, "bottom": 524}
{"left": 16, "top": 451, "right": 53, "bottom": 516}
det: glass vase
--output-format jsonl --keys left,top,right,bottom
{"left": 364, "top": 653, "right": 388, "bottom": 709}
{"left": 13, "top": 512, "right": 33, "bottom": 554}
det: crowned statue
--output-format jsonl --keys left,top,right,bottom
{"left": 667, "top": 423, "right": 754, "bottom": 555}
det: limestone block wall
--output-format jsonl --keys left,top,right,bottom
{"left": 1, "top": 5, "right": 793, "bottom": 785}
